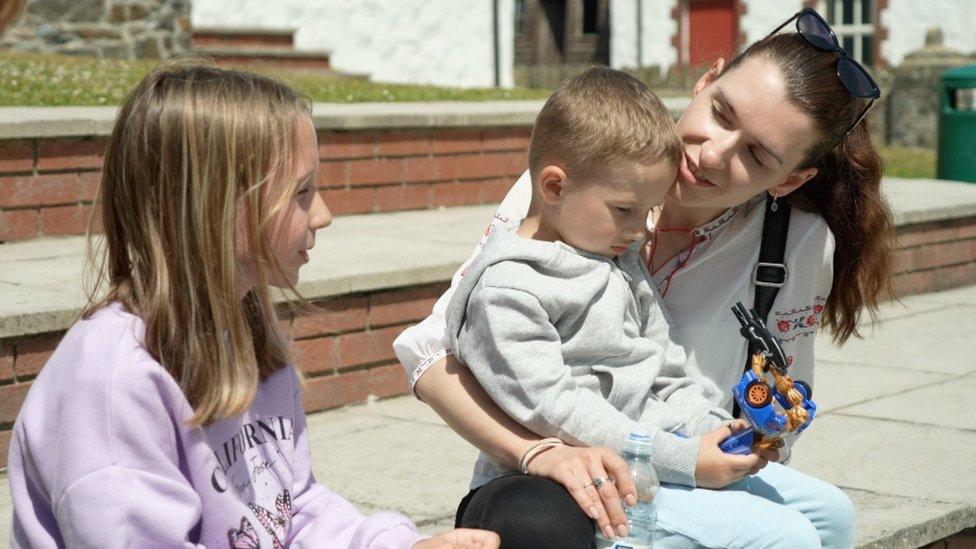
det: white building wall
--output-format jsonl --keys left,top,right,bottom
{"left": 192, "top": 0, "right": 515, "bottom": 88}
{"left": 740, "top": 0, "right": 804, "bottom": 46}
{"left": 881, "top": 0, "right": 976, "bottom": 66}
{"left": 609, "top": 0, "right": 678, "bottom": 71}
{"left": 743, "top": 0, "right": 976, "bottom": 67}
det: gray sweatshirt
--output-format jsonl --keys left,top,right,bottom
{"left": 446, "top": 226, "right": 731, "bottom": 488}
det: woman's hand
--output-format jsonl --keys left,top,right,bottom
{"left": 412, "top": 529, "right": 500, "bottom": 549}
{"left": 695, "top": 420, "right": 763, "bottom": 488}
{"left": 526, "top": 444, "right": 638, "bottom": 541}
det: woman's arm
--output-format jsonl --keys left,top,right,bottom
{"left": 416, "top": 354, "right": 639, "bottom": 541}
{"left": 415, "top": 354, "right": 540, "bottom": 468}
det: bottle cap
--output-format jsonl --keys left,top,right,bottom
{"left": 624, "top": 427, "right": 653, "bottom": 454}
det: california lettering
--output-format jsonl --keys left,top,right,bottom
{"left": 211, "top": 416, "right": 293, "bottom": 493}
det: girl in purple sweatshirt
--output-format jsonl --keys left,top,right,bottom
{"left": 7, "top": 62, "right": 499, "bottom": 549}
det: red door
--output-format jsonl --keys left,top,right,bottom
{"left": 689, "top": 0, "right": 738, "bottom": 66}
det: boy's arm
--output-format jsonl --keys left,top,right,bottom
{"left": 643, "top": 303, "right": 733, "bottom": 435}
{"left": 458, "top": 284, "right": 702, "bottom": 486}
{"left": 652, "top": 353, "right": 733, "bottom": 436}
{"left": 458, "top": 285, "right": 635, "bottom": 447}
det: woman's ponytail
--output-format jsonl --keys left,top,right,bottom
{"left": 792, "top": 119, "right": 895, "bottom": 343}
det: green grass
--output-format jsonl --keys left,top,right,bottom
{"left": 0, "top": 51, "right": 552, "bottom": 107}
{"left": 880, "top": 146, "right": 936, "bottom": 179}
{"left": 0, "top": 52, "right": 941, "bottom": 181}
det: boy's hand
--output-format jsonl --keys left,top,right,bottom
{"left": 695, "top": 420, "right": 762, "bottom": 488}
{"left": 412, "top": 529, "right": 500, "bottom": 549}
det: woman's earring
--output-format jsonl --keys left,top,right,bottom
{"left": 770, "top": 194, "right": 779, "bottom": 212}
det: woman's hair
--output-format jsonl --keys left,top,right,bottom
{"left": 83, "top": 59, "right": 313, "bottom": 426}
{"left": 723, "top": 33, "right": 895, "bottom": 344}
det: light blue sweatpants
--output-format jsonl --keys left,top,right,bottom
{"left": 650, "top": 462, "right": 855, "bottom": 548}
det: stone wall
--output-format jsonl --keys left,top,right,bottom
{"left": 886, "top": 29, "right": 972, "bottom": 148}
{"left": 0, "top": 0, "right": 191, "bottom": 60}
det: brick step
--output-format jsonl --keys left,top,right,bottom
{"left": 194, "top": 45, "right": 332, "bottom": 71}
{"left": 192, "top": 26, "right": 295, "bottom": 49}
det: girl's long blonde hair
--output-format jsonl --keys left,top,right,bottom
{"left": 84, "top": 59, "right": 313, "bottom": 426}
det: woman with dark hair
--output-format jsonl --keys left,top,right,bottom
{"left": 395, "top": 8, "right": 890, "bottom": 548}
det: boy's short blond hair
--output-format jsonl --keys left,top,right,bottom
{"left": 528, "top": 67, "right": 682, "bottom": 182}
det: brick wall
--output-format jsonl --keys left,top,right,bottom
{"left": 920, "top": 526, "right": 976, "bottom": 549}
{"left": 0, "top": 139, "right": 103, "bottom": 240}
{"left": 0, "top": 282, "right": 447, "bottom": 470}
{"left": 0, "top": 127, "right": 530, "bottom": 242}
{"left": 893, "top": 216, "right": 976, "bottom": 296}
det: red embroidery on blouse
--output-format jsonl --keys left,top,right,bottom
{"left": 774, "top": 296, "right": 827, "bottom": 342}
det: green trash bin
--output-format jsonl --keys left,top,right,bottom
{"left": 937, "top": 65, "right": 976, "bottom": 183}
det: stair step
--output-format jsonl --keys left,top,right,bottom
{"left": 192, "top": 26, "right": 295, "bottom": 49}
{"left": 195, "top": 45, "right": 332, "bottom": 70}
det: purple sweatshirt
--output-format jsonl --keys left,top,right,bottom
{"left": 7, "top": 303, "right": 423, "bottom": 548}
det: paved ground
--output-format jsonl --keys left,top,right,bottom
{"left": 5, "top": 284, "right": 972, "bottom": 546}
{"left": 305, "top": 284, "right": 976, "bottom": 548}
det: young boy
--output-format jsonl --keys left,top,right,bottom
{"left": 446, "top": 68, "right": 733, "bottom": 492}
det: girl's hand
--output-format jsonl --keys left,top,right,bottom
{"left": 695, "top": 420, "right": 762, "bottom": 488}
{"left": 526, "top": 444, "right": 638, "bottom": 541}
{"left": 412, "top": 528, "right": 500, "bottom": 549}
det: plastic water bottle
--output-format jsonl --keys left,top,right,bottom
{"left": 595, "top": 428, "right": 659, "bottom": 549}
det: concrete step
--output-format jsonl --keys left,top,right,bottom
{"left": 194, "top": 45, "right": 332, "bottom": 71}
{"left": 192, "top": 26, "right": 295, "bottom": 49}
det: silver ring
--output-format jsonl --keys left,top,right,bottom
{"left": 592, "top": 477, "right": 607, "bottom": 489}
{"left": 581, "top": 481, "right": 593, "bottom": 489}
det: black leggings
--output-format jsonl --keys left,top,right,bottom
{"left": 455, "top": 475, "right": 595, "bottom": 549}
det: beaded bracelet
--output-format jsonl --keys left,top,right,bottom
{"left": 518, "top": 437, "right": 565, "bottom": 474}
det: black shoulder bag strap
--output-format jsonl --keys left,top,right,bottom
{"left": 732, "top": 193, "right": 791, "bottom": 418}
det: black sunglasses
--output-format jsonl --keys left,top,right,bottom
{"left": 767, "top": 8, "right": 881, "bottom": 146}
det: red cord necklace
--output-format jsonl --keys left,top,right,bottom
{"left": 648, "top": 226, "right": 701, "bottom": 297}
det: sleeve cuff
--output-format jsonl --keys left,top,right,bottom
{"left": 357, "top": 513, "right": 423, "bottom": 549}
{"left": 650, "top": 431, "right": 701, "bottom": 488}
{"left": 407, "top": 349, "right": 451, "bottom": 398}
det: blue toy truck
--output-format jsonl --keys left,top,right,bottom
{"left": 720, "top": 302, "right": 818, "bottom": 455}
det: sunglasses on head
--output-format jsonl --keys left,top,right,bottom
{"left": 767, "top": 8, "right": 881, "bottom": 146}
